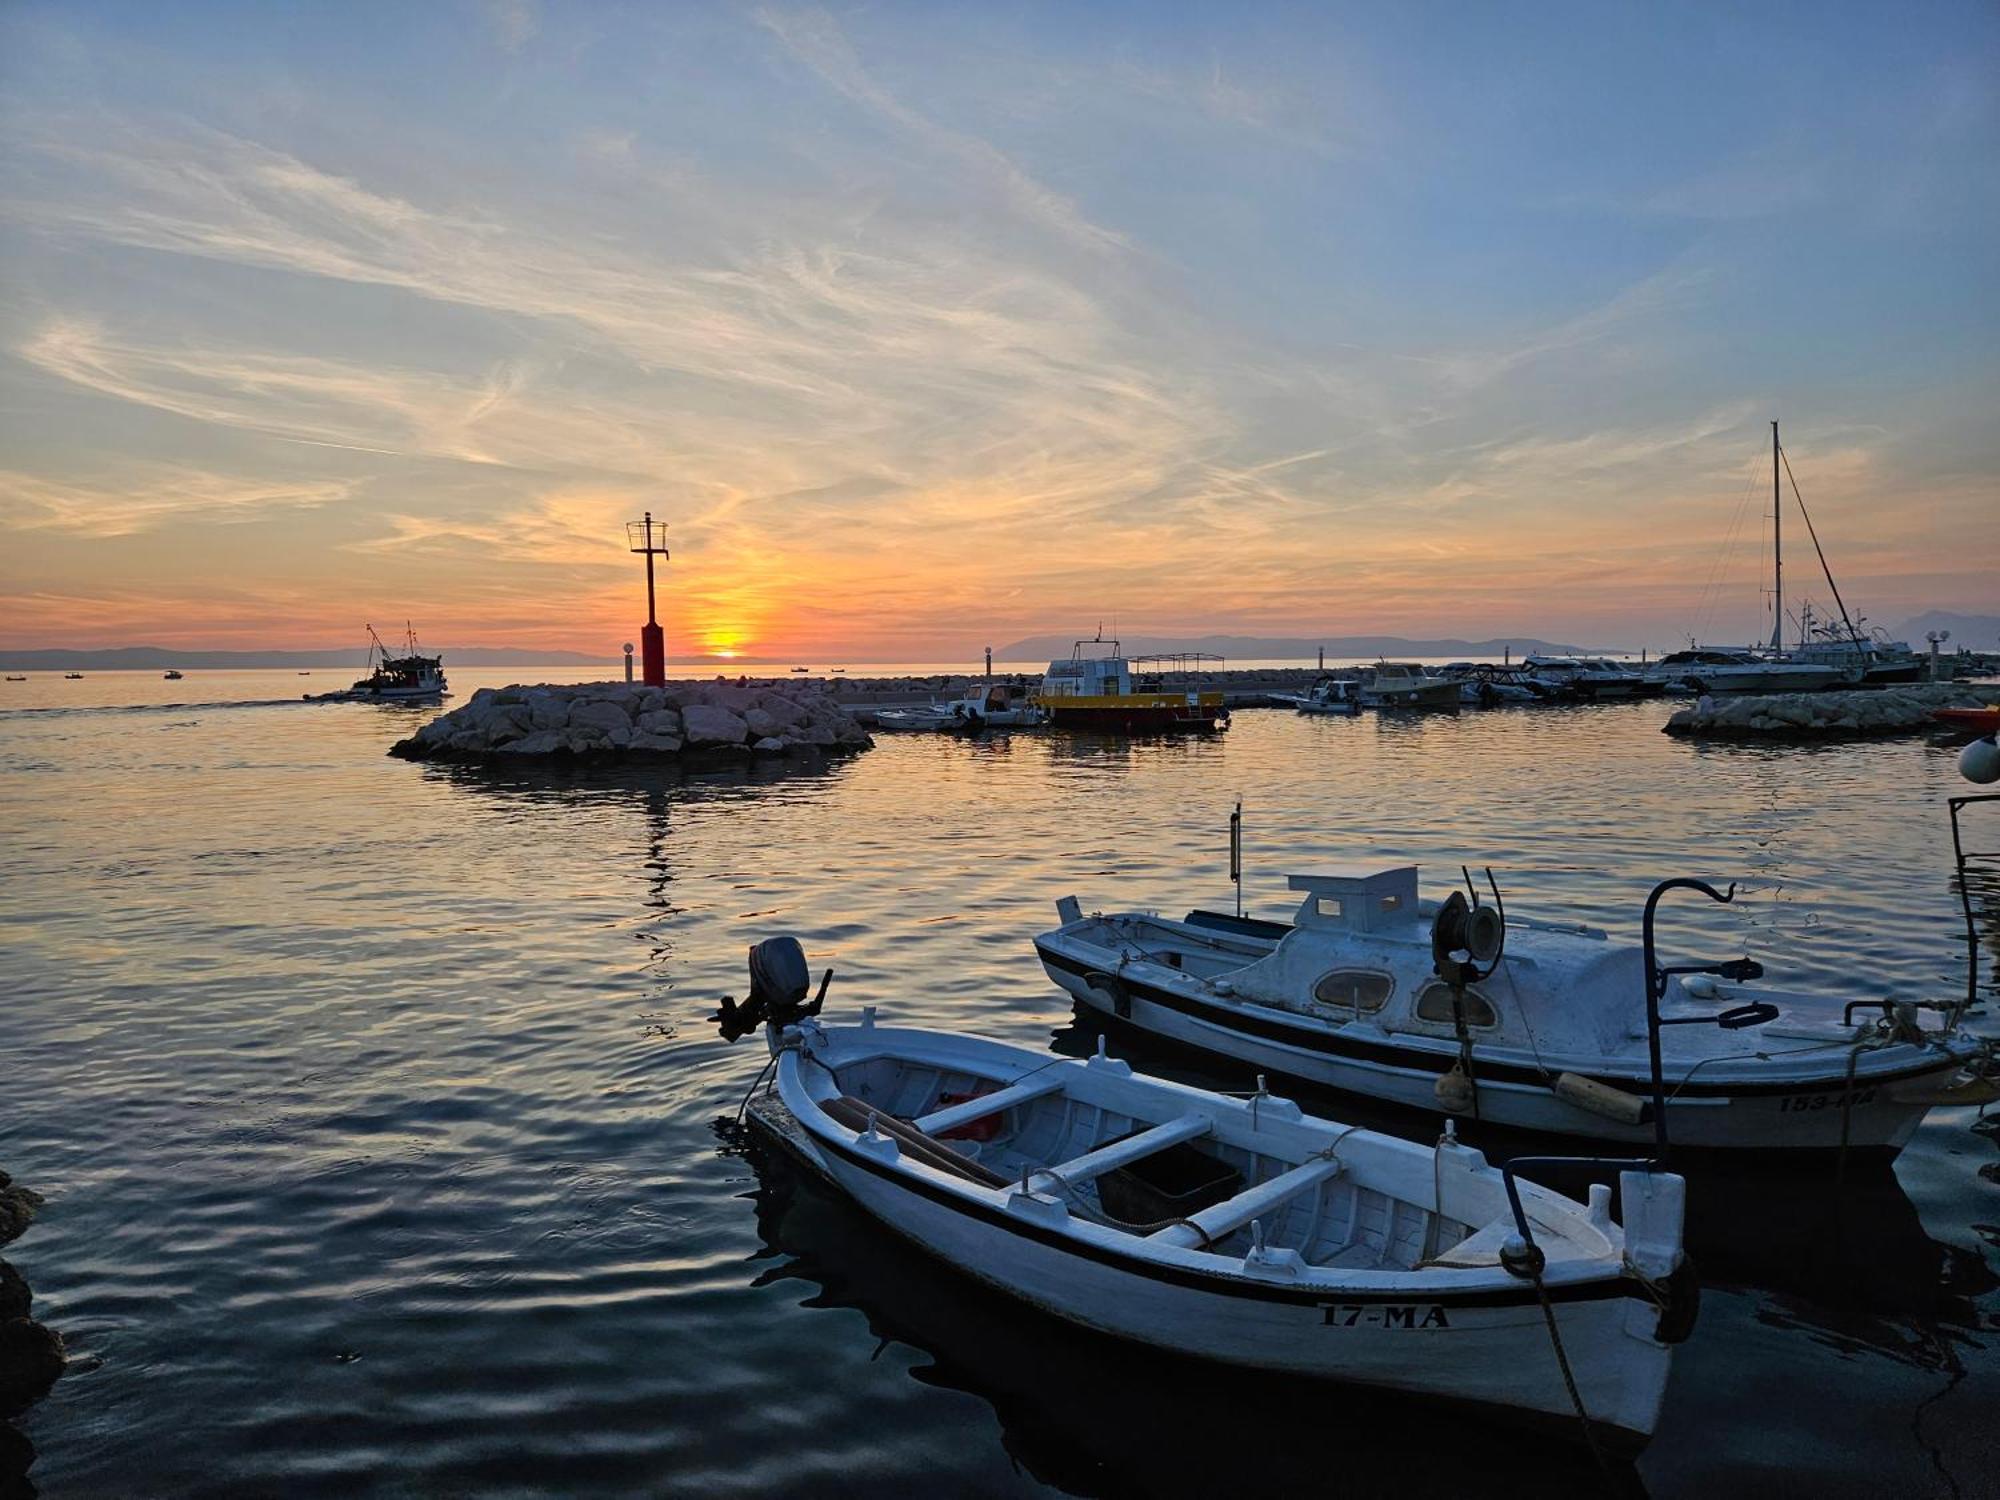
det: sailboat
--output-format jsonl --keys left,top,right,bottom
{"left": 1762, "top": 422, "right": 1917, "bottom": 686}
{"left": 1653, "top": 422, "right": 1895, "bottom": 695}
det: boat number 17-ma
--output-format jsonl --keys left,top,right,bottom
{"left": 1322, "top": 1304, "right": 1450, "bottom": 1329}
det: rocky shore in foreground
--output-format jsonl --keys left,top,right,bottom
{"left": 1663, "top": 682, "right": 1990, "bottom": 740}
{"left": 389, "top": 680, "right": 873, "bottom": 764}
{"left": 2, "top": 1171, "right": 63, "bottom": 1498}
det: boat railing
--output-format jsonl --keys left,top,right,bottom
{"left": 1948, "top": 794, "right": 2000, "bottom": 1029}
{"left": 1640, "top": 878, "right": 1781, "bottom": 1153}
{"left": 1497, "top": 1155, "right": 1657, "bottom": 1271}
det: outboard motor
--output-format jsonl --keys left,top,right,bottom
{"left": 714, "top": 936, "right": 830, "bottom": 1043}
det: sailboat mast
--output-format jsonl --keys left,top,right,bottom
{"left": 1769, "top": 420, "right": 1784, "bottom": 652}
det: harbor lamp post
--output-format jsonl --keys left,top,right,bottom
{"left": 626, "top": 513, "right": 670, "bottom": 687}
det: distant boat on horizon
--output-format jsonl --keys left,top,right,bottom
{"left": 64, "top": 672, "right": 83, "bottom": 680}
{"left": 3, "top": 675, "right": 25, "bottom": 682}
{"left": 164, "top": 669, "right": 184, "bottom": 680}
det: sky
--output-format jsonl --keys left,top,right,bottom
{"left": 1, "top": 1, "right": 1995, "bottom": 660}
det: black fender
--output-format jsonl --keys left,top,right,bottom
{"left": 1653, "top": 1254, "right": 1701, "bottom": 1345}
{"left": 1083, "top": 970, "right": 1131, "bottom": 1019}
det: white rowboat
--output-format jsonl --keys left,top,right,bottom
{"left": 727, "top": 957, "right": 1694, "bottom": 1448}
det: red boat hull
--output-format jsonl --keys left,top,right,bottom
{"left": 1933, "top": 707, "right": 2000, "bottom": 734}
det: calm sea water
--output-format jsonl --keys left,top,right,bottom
{"left": 2, "top": 671, "right": 1996, "bottom": 1497}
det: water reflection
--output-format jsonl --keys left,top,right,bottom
{"left": 729, "top": 1123, "right": 1616, "bottom": 1498}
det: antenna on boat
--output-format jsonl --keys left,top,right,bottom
{"left": 1229, "top": 798, "right": 1243, "bottom": 918}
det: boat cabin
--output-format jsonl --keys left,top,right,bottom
{"left": 1040, "top": 641, "right": 1133, "bottom": 698}
{"left": 1287, "top": 868, "right": 1420, "bottom": 934}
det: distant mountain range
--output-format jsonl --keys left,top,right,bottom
{"left": 1892, "top": 613, "right": 2000, "bottom": 650}
{"left": 995, "top": 633, "right": 1594, "bottom": 661}
{"left": 0, "top": 645, "right": 612, "bottom": 670}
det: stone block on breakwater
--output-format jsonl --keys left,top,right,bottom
{"left": 1, "top": 1167, "right": 63, "bottom": 1493}
{"left": 388, "top": 680, "right": 874, "bottom": 764}
{"left": 1663, "top": 683, "right": 1991, "bottom": 741}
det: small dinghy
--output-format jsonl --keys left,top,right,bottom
{"left": 722, "top": 938, "right": 1695, "bottom": 1448}
{"left": 873, "top": 684, "right": 1044, "bottom": 732}
{"left": 1035, "top": 862, "right": 1994, "bottom": 1157}
{"left": 1272, "top": 677, "right": 1362, "bottom": 715}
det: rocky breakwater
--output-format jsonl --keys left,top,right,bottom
{"left": 2, "top": 1170, "right": 64, "bottom": 1497}
{"left": 388, "top": 680, "right": 874, "bottom": 764}
{"left": 1664, "top": 682, "right": 1992, "bottom": 741}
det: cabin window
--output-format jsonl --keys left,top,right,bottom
{"left": 1415, "top": 982, "right": 1498, "bottom": 1028}
{"left": 1378, "top": 894, "right": 1403, "bottom": 915}
{"left": 1313, "top": 970, "right": 1393, "bottom": 1012}
{"left": 1315, "top": 896, "right": 1345, "bottom": 919}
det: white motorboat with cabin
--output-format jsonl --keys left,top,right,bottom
{"left": 874, "top": 683, "right": 1045, "bottom": 732}
{"left": 721, "top": 938, "right": 1695, "bottom": 1448}
{"left": 1358, "top": 663, "right": 1459, "bottom": 711}
{"left": 1643, "top": 649, "right": 1844, "bottom": 696}
{"left": 1520, "top": 656, "right": 1650, "bottom": 701}
{"left": 1034, "top": 864, "right": 1990, "bottom": 1157}
{"left": 1273, "top": 677, "right": 1362, "bottom": 715}
{"left": 1436, "top": 664, "right": 1542, "bottom": 706}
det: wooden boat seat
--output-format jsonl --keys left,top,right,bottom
{"left": 1148, "top": 1155, "right": 1345, "bottom": 1250}
{"left": 914, "top": 1074, "right": 1067, "bottom": 1135}
{"left": 1028, "top": 1113, "right": 1212, "bottom": 1192}
{"left": 1420, "top": 1218, "right": 1513, "bottom": 1269}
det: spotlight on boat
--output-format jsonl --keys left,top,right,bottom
{"left": 1960, "top": 735, "right": 2000, "bottom": 786}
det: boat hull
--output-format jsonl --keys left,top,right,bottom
{"left": 1037, "top": 946, "right": 1967, "bottom": 1156}
{"left": 1933, "top": 707, "right": 2000, "bottom": 735}
{"left": 1040, "top": 693, "right": 1227, "bottom": 732}
{"left": 1362, "top": 685, "right": 1460, "bottom": 711}
{"left": 1656, "top": 667, "right": 1846, "bottom": 694}
{"left": 756, "top": 1051, "right": 1674, "bottom": 1446}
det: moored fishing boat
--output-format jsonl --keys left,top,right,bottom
{"left": 1034, "top": 862, "right": 1992, "bottom": 1157}
{"left": 1034, "top": 637, "right": 1226, "bottom": 733}
{"left": 1358, "top": 663, "right": 1459, "bottom": 711}
{"left": 722, "top": 939, "right": 1695, "bottom": 1447}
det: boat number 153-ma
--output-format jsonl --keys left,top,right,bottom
{"left": 1322, "top": 1304, "right": 1450, "bottom": 1329}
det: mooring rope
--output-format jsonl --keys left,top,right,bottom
{"left": 1529, "top": 1265, "right": 1619, "bottom": 1495}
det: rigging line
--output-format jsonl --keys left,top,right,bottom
{"left": 1690, "top": 464, "right": 1761, "bottom": 644}
{"left": 1779, "top": 444, "right": 1864, "bottom": 648}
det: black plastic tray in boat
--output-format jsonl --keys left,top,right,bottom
{"left": 1096, "top": 1136, "right": 1242, "bottom": 1226}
